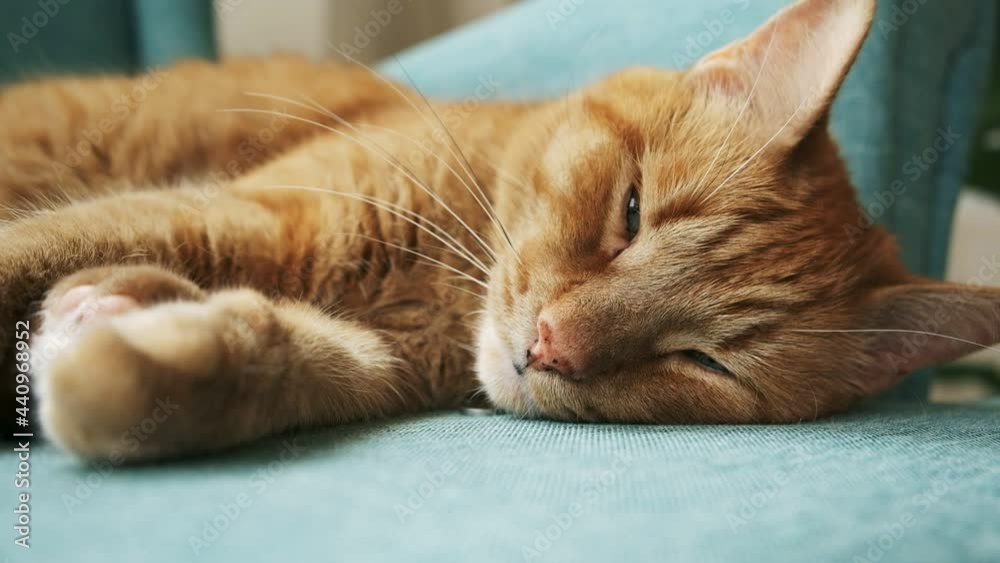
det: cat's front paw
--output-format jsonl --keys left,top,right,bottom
{"left": 31, "top": 265, "right": 209, "bottom": 458}
{"left": 31, "top": 265, "right": 206, "bottom": 380}
{"left": 36, "top": 270, "right": 281, "bottom": 460}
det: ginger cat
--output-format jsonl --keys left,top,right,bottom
{"left": 1, "top": 0, "right": 997, "bottom": 460}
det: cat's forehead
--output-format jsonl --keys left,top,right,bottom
{"left": 560, "top": 70, "right": 763, "bottom": 167}
{"left": 541, "top": 120, "right": 616, "bottom": 192}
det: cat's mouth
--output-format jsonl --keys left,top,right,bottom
{"left": 475, "top": 314, "right": 542, "bottom": 416}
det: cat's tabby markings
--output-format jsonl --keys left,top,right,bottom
{"left": 0, "top": 0, "right": 996, "bottom": 460}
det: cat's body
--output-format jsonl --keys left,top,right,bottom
{"left": 2, "top": 0, "right": 999, "bottom": 460}
{"left": 1, "top": 56, "right": 523, "bottom": 455}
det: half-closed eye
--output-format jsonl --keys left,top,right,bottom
{"left": 682, "top": 350, "right": 731, "bottom": 375}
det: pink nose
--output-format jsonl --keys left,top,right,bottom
{"left": 527, "top": 317, "right": 576, "bottom": 377}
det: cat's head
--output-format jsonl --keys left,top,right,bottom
{"left": 477, "top": 0, "right": 1000, "bottom": 423}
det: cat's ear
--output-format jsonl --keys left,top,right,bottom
{"left": 690, "top": 0, "right": 876, "bottom": 148}
{"left": 860, "top": 281, "right": 1000, "bottom": 393}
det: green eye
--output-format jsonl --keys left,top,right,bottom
{"left": 625, "top": 185, "right": 640, "bottom": 241}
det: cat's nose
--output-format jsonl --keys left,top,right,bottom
{"left": 526, "top": 317, "right": 577, "bottom": 378}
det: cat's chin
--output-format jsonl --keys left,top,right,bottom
{"left": 475, "top": 315, "right": 542, "bottom": 417}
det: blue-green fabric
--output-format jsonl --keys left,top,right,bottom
{"left": 383, "top": 0, "right": 996, "bottom": 399}
{"left": 6, "top": 401, "right": 1000, "bottom": 562}
{"left": 0, "top": 0, "right": 215, "bottom": 84}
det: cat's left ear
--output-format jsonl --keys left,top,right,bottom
{"left": 690, "top": 0, "right": 876, "bottom": 148}
{"left": 860, "top": 281, "right": 1000, "bottom": 393}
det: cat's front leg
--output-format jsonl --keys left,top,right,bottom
{"left": 0, "top": 187, "right": 429, "bottom": 442}
{"left": 35, "top": 265, "right": 429, "bottom": 460}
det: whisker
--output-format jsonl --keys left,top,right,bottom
{"left": 337, "top": 232, "right": 488, "bottom": 289}
{"left": 739, "top": 350, "right": 793, "bottom": 414}
{"left": 694, "top": 29, "right": 776, "bottom": 196}
{"left": 342, "top": 119, "right": 521, "bottom": 266}
{"left": 326, "top": 50, "right": 520, "bottom": 262}
{"left": 349, "top": 120, "right": 521, "bottom": 250}
{"left": 438, "top": 331, "right": 478, "bottom": 355}
{"left": 703, "top": 77, "right": 815, "bottom": 202}
{"left": 462, "top": 311, "right": 486, "bottom": 323}
{"left": 261, "top": 183, "right": 491, "bottom": 277}
{"left": 241, "top": 93, "right": 501, "bottom": 265}
{"left": 432, "top": 281, "right": 486, "bottom": 300}
{"left": 224, "top": 104, "right": 497, "bottom": 268}
{"left": 322, "top": 230, "right": 485, "bottom": 287}
{"left": 320, "top": 188, "right": 490, "bottom": 277}
{"left": 219, "top": 108, "right": 489, "bottom": 273}
{"left": 789, "top": 329, "right": 1000, "bottom": 353}
{"left": 468, "top": 387, "right": 491, "bottom": 403}
{"left": 386, "top": 58, "right": 519, "bottom": 257}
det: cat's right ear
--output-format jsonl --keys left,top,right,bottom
{"left": 688, "top": 0, "right": 876, "bottom": 149}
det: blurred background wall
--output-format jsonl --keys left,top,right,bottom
{"left": 216, "top": 0, "right": 515, "bottom": 62}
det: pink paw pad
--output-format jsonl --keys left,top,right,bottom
{"left": 55, "top": 285, "right": 139, "bottom": 322}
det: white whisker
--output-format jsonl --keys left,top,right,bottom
{"left": 789, "top": 329, "right": 1000, "bottom": 353}
{"left": 323, "top": 230, "right": 483, "bottom": 286}
{"left": 240, "top": 92, "right": 500, "bottom": 265}
{"left": 695, "top": 29, "right": 776, "bottom": 197}
{"left": 260, "top": 183, "right": 491, "bottom": 277}
{"left": 337, "top": 232, "right": 488, "bottom": 289}
{"left": 432, "top": 281, "right": 486, "bottom": 300}
{"left": 225, "top": 104, "right": 496, "bottom": 266}
{"left": 223, "top": 104, "right": 496, "bottom": 270}
{"left": 462, "top": 310, "right": 487, "bottom": 322}
{"left": 326, "top": 50, "right": 521, "bottom": 262}
{"left": 388, "top": 59, "right": 519, "bottom": 257}
{"left": 350, "top": 120, "right": 517, "bottom": 241}
{"left": 703, "top": 91, "right": 811, "bottom": 202}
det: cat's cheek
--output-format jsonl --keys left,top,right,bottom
{"left": 474, "top": 316, "right": 540, "bottom": 417}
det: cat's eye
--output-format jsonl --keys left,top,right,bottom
{"left": 625, "top": 185, "right": 640, "bottom": 241}
{"left": 683, "top": 350, "right": 730, "bottom": 375}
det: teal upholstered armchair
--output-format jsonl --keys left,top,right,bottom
{"left": 0, "top": 0, "right": 214, "bottom": 84}
{"left": 3, "top": 2, "right": 998, "bottom": 562}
